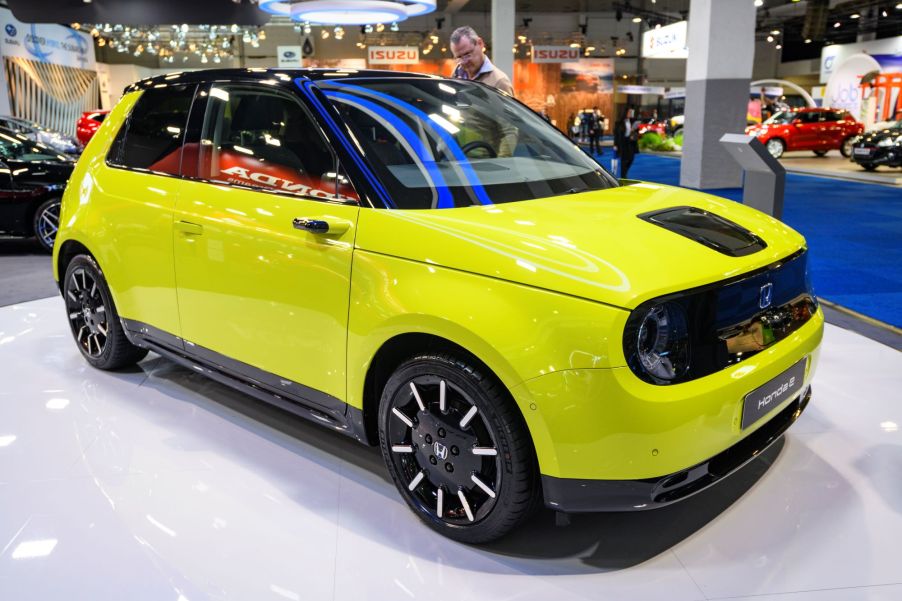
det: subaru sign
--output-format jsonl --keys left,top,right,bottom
{"left": 0, "top": 8, "right": 95, "bottom": 69}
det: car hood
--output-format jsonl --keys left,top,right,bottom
{"left": 859, "top": 127, "right": 902, "bottom": 144}
{"left": 355, "top": 183, "right": 807, "bottom": 309}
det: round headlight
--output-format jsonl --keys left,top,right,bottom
{"left": 635, "top": 302, "right": 690, "bottom": 382}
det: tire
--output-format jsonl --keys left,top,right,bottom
{"left": 840, "top": 136, "right": 854, "bottom": 158}
{"left": 32, "top": 197, "right": 61, "bottom": 253}
{"left": 861, "top": 164, "right": 877, "bottom": 172}
{"left": 765, "top": 138, "right": 785, "bottom": 159}
{"left": 378, "top": 353, "right": 540, "bottom": 544}
{"left": 63, "top": 254, "right": 148, "bottom": 370}
{"left": 813, "top": 150, "right": 828, "bottom": 157}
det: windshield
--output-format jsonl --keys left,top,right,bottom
{"left": 763, "top": 111, "right": 797, "bottom": 125}
{"left": 318, "top": 78, "right": 616, "bottom": 209}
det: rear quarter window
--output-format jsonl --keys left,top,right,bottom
{"left": 107, "top": 84, "right": 196, "bottom": 175}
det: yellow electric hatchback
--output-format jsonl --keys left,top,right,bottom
{"left": 53, "top": 69, "right": 823, "bottom": 543}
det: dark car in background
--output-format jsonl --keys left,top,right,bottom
{"left": 0, "top": 128, "right": 75, "bottom": 251}
{"left": 76, "top": 110, "right": 110, "bottom": 147}
{"left": 850, "top": 121, "right": 902, "bottom": 171}
{"left": 745, "top": 107, "right": 863, "bottom": 159}
{"left": 0, "top": 115, "right": 82, "bottom": 156}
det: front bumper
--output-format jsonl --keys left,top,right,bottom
{"left": 851, "top": 145, "right": 901, "bottom": 167}
{"left": 543, "top": 386, "right": 811, "bottom": 512}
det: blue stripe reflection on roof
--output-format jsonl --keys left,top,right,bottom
{"left": 323, "top": 81, "right": 492, "bottom": 206}
{"left": 323, "top": 90, "right": 454, "bottom": 209}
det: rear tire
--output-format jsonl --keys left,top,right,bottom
{"left": 813, "top": 150, "right": 828, "bottom": 157}
{"left": 861, "top": 164, "right": 877, "bottom": 172}
{"left": 840, "top": 136, "right": 855, "bottom": 158}
{"left": 63, "top": 254, "right": 148, "bottom": 370}
{"left": 378, "top": 353, "right": 540, "bottom": 544}
{"left": 32, "top": 198, "right": 61, "bottom": 253}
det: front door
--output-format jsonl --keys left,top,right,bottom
{"left": 173, "top": 83, "right": 360, "bottom": 408}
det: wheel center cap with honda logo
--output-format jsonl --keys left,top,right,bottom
{"left": 433, "top": 441, "right": 449, "bottom": 460}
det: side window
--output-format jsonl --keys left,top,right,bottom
{"left": 196, "top": 85, "right": 358, "bottom": 202}
{"left": 108, "top": 84, "right": 196, "bottom": 175}
{"left": 798, "top": 112, "right": 820, "bottom": 124}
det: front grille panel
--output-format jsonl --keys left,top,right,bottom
{"left": 624, "top": 250, "right": 816, "bottom": 384}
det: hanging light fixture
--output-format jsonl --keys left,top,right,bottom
{"left": 257, "top": 0, "right": 436, "bottom": 26}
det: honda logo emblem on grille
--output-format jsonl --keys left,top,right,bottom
{"left": 759, "top": 283, "right": 774, "bottom": 309}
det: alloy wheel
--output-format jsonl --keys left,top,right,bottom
{"left": 385, "top": 374, "right": 501, "bottom": 526}
{"left": 35, "top": 201, "right": 60, "bottom": 251}
{"left": 64, "top": 267, "right": 109, "bottom": 358}
{"left": 766, "top": 139, "right": 784, "bottom": 159}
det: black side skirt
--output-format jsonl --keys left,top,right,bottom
{"left": 120, "top": 318, "right": 371, "bottom": 445}
{"left": 542, "top": 386, "right": 812, "bottom": 512}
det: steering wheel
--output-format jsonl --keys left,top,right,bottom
{"left": 460, "top": 140, "right": 497, "bottom": 158}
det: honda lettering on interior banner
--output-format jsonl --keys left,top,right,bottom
{"left": 531, "top": 46, "right": 580, "bottom": 63}
{"left": 367, "top": 46, "right": 419, "bottom": 65}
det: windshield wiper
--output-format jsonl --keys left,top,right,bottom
{"left": 565, "top": 186, "right": 588, "bottom": 194}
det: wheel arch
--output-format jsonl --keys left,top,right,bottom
{"left": 358, "top": 330, "right": 531, "bottom": 449}
{"left": 55, "top": 239, "right": 96, "bottom": 292}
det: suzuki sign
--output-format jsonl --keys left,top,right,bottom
{"left": 531, "top": 46, "right": 580, "bottom": 63}
{"left": 368, "top": 46, "right": 419, "bottom": 65}
{"left": 642, "top": 20, "right": 688, "bottom": 59}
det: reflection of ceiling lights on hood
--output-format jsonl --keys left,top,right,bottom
{"left": 258, "top": 0, "right": 436, "bottom": 26}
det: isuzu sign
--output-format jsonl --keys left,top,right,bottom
{"left": 368, "top": 46, "right": 419, "bottom": 65}
{"left": 531, "top": 46, "right": 580, "bottom": 63}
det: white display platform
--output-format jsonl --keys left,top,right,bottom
{"left": 1, "top": 297, "right": 901, "bottom": 601}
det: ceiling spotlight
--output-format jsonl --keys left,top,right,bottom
{"left": 804, "top": 38, "right": 811, "bottom": 43}
{"left": 766, "top": 35, "right": 774, "bottom": 42}
{"left": 833, "top": 21, "right": 841, "bottom": 28}
{"left": 303, "top": 23, "right": 312, "bottom": 34}
{"left": 390, "top": 21, "right": 399, "bottom": 31}
{"left": 770, "top": 29, "right": 780, "bottom": 35}
{"left": 334, "top": 26, "right": 344, "bottom": 39}
{"left": 321, "top": 28, "right": 329, "bottom": 39}
{"left": 364, "top": 24, "right": 373, "bottom": 33}
{"left": 632, "top": 16, "right": 642, "bottom": 23}
{"left": 882, "top": 10, "right": 888, "bottom": 17}
{"left": 754, "top": 0, "right": 763, "bottom": 6}
{"left": 775, "top": 44, "right": 782, "bottom": 49}
{"left": 569, "top": 42, "right": 580, "bottom": 48}
{"left": 201, "top": 54, "right": 208, "bottom": 64}
{"left": 850, "top": 13, "right": 860, "bottom": 19}
{"left": 586, "top": 45, "right": 595, "bottom": 52}
{"left": 430, "top": 33, "right": 439, "bottom": 43}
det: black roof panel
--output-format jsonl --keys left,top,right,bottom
{"left": 123, "top": 68, "right": 437, "bottom": 94}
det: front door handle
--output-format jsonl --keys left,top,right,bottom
{"left": 176, "top": 220, "right": 204, "bottom": 236}
{"left": 292, "top": 217, "right": 350, "bottom": 235}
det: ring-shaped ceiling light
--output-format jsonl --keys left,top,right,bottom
{"left": 258, "top": 0, "right": 436, "bottom": 25}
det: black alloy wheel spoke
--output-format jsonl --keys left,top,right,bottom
{"left": 65, "top": 267, "right": 109, "bottom": 358}
{"left": 387, "top": 375, "right": 501, "bottom": 526}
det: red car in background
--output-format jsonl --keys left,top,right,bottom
{"left": 745, "top": 107, "right": 863, "bottom": 159}
{"left": 637, "top": 119, "right": 667, "bottom": 136}
{"left": 75, "top": 110, "right": 109, "bottom": 146}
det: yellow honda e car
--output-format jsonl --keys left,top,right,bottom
{"left": 53, "top": 69, "right": 823, "bottom": 543}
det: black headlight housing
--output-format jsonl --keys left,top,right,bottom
{"left": 623, "top": 250, "right": 817, "bottom": 386}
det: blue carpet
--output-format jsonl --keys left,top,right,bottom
{"left": 598, "top": 153, "right": 902, "bottom": 328}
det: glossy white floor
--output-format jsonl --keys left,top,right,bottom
{"left": 1, "top": 297, "right": 901, "bottom": 601}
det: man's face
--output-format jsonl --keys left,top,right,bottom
{"left": 451, "top": 36, "right": 484, "bottom": 73}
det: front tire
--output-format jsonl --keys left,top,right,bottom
{"left": 813, "top": 150, "right": 828, "bottom": 157}
{"left": 32, "top": 198, "right": 61, "bottom": 253}
{"left": 766, "top": 138, "right": 785, "bottom": 159}
{"left": 378, "top": 353, "right": 539, "bottom": 544}
{"left": 63, "top": 254, "right": 148, "bottom": 370}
